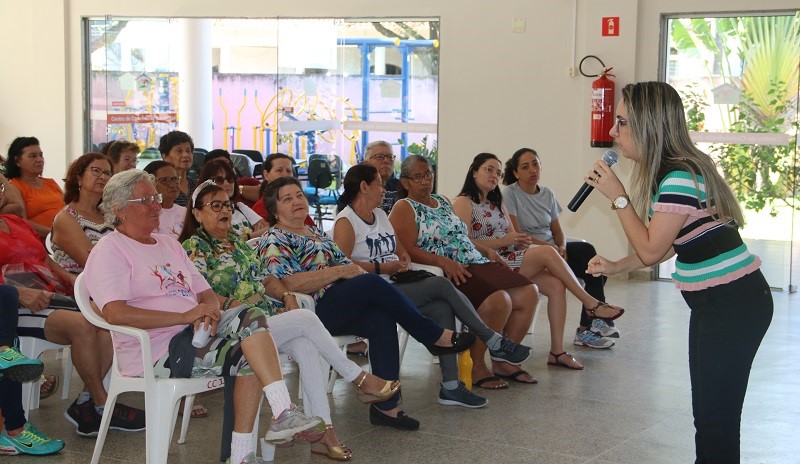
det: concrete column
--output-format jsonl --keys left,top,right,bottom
{"left": 178, "top": 19, "right": 213, "bottom": 150}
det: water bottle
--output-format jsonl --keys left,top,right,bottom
{"left": 458, "top": 351, "right": 473, "bottom": 390}
{"left": 191, "top": 323, "right": 212, "bottom": 348}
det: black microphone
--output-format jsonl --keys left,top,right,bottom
{"left": 567, "top": 149, "right": 619, "bottom": 212}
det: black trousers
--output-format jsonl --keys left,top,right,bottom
{"left": 565, "top": 241, "right": 606, "bottom": 327}
{"left": 681, "top": 270, "right": 773, "bottom": 464}
{"left": 0, "top": 284, "right": 26, "bottom": 431}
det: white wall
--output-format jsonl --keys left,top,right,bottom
{"left": 1, "top": 0, "right": 798, "bottom": 261}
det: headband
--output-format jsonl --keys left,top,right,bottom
{"left": 191, "top": 179, "right": 217, "bottom": 206}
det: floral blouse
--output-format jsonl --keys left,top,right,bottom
{"left": 258, "top": 225, "right": 351, "bottom": 302}
{"left": 400, "top": 194, "right": 488, "bottom": 265}
{"left": 183, "top": 230, "right": 280, "bottom": 316}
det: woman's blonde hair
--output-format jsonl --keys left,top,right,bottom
{"left": 622, "top": 81, "right": 744, "bottom": 226}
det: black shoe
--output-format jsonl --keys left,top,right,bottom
{"left": 427, "top": 332, "right": 476, "bottom": 356}
{"left": 108, "top": 403, "right": 146, "bottom": 432}
{"left": 369, "top": 404, "right": 420, "bottom": 431}
{"left": 64, "top": 397, "right": 101, "bottom": 437}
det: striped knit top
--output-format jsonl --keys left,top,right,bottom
{"left": 649, "top": 170, "right": 761, "bottom": 291}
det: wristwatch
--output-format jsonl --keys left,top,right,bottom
{"left": 611, "top": 194, "right": 630, "bottom": 210}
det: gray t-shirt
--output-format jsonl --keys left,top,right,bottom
{"left": 502, "top": 183, "right": 562, "bottom": 244}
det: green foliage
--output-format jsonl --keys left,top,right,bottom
{"left": 670, "top": 14, "right": 800, "bottom": 214}
{"left": 399, "top": 135, "right": 438, "bottom": 166}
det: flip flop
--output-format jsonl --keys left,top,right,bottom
{"left": 494, "top": 369, "right": 538, "bottom": 384}
{"left": 547, "top": 351, "right": 584, "bottom": 370}
{"left": 473, "top": 376, "right": 509, "bottom": 390}
{"left": 39, "top": 374, "right": 59, "bottom": 400}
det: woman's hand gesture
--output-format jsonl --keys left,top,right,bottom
{"left": 587, "top": 160, "right": 627, "bottom": 200}
{"left": 587, "top": 255, "right": 618, "bottom": 277}
{"left": 439, "top": 257, "right": 471, "bottom": 285}
{"left": 18, "top": 288, "right": 53, "bottom": 313}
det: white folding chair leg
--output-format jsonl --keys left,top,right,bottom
{"left": 91, "top": 382, "right": 120, "bottom": 464}
{"left": 61, "top": 347, "right": 73, "bottom": 400}
{"left": 397, "top": 327, "right": 409, "bottom": 367}
{"left": 528, "top": 297, "right": 545, "bottom": 334}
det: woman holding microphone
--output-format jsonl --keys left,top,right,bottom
{"left": 586, "top": 81, "right": 772, "bottom": 463}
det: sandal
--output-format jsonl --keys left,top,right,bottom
{"left": 494, "top": 369, "right": 538, "bottom": 384}
{"left": 547, "top": 351, "right": 584, "bottom": 370}
{"left": 178, "top": 404, "right": 209, "bottom": 418}
{"left": 354, "top": 372, "right": 401, "bottom": 404}
{"left": 473, "top": 376, "right": 509, "bottom": 390}
{"left": 311, "top": 426, "right": 353, "bottom": 461}
{"left": 584, "top": 301, "right": 624, "bottom": 323}
{"left": 39, "top": 374, "right": 59, "bottom": 400}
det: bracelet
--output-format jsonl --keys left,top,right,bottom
{"left": 374, "top": 262, "right": 380, "bottom": 274}
{"left": 281, "top": 291, "right": 295, "bottom": 302}
{"left": 222, "top": 297, "right": 233, "bottom": 311}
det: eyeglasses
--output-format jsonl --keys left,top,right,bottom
{"left": 403, "top": 171, "right": 434, "bottom": 183}
{"left": 203, "top": 200, "right": 235, "bottom": 212}
{"left": 370, "top": 153, "right": 396, "bottom": 162}
{"left": 126, "top": 193, "right": 163, "bottom": 206}
{"left": 211, "top": 176, "right": 234, "bottom": 185}
{"left": 614, "top": 115, "right": 628, "bottom": 133}
{"left": 88, "top": 167, "right": 113, "bottom": 178}
{"left": 479, "top": 166, "right": 501, "bottom": 176}
{"left": 156, "top": 176, "right": 179, "bottom": 185}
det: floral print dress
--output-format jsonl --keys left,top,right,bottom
{"left": 399, "top": 194, "right": 488, "bottom": 265}
{"left": 182, "top": 230, "right": 281, "bottom": 316}
{"left": 258, "top": 225, "right": 352, "bottom": 303}
{"left": 469, "top": 200, "right": 525, "bottom": 270}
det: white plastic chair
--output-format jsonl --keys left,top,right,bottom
{"left": 44, "top": 232, "right": 55, "bottom": 256}
{"left": 395, "top": 263, "right": 447, "bottom": 366}
{"left": 74, "top": 273, "right": 262, "bottom": 464}
{"left": 18, "top": 336, "right": 73, "bottom": 415}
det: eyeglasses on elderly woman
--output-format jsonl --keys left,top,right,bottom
{"left": 126, "top": 193, "right": 163, "bottom": 206}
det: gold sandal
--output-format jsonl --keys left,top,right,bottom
{"left": 354, "top": 372, "right": 400, "bottom": 404}
{"left": 311, "top": 427, "right": 353, "bottom": 462}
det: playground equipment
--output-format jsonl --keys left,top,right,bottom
{"left": 339, "top": 38, "right": 439, "bottom": 159}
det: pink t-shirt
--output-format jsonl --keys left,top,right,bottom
{"left": 155, "top": 205, "right": 186, "bottom": 239}
{"left": 84, "top": 231, "right": 211, "bottom": 376}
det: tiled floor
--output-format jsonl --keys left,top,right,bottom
{"left": 7, "top": 279, "right": 798, "bottom": 463}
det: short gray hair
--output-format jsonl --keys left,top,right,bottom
{"left": 101, "top": 169, "right": 156, "bottom": 225}
{"left": 364, "top": 140, "right": 392, "bottom": 159}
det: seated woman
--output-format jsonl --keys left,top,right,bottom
{"left": 158, "top": 130, "right": 197, "bottom": 207}
{"left": 180, "top": 181, "right": 400, "bottom": 460}
{"left": 144, "top": 160, "right": 185, "bottom": 239}
{"left": 102, "top": 139, "right": 139, "bottom": 174}
{"left": 251, "top": 153, "right": 315, "bottom": 227}
{"left": 258, "top": 176, "right": 475, "bottom": 430}
{"left": 4, "top": 137, "right": 65, "bottom": 239}
{"left": 83, "top": 170, "right": 326, "bottom": 464}
{"left": 197, "top": 159, "right": 268, "bottom": 240}
{"left": 0, "top": 182, "right": 145, "bottom": 437}
{"left": 453, "top": 153, "right": 625, "bottom": 369}
{"left": 390, "top": 155, "right": 538, "bottom": 389}
{"left": 502, "top": 148, "right": 621, "bottom": 346}
{"left": 51, "top": 153, "right": 115, "bottom": 274}
{"left": 333, "top": 164, "right": 533, "bottom": 407}
{"left": 0, "top": 284, "right": 65, "bottom": 456}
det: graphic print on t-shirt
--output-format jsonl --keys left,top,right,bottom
{"left": 365, "top": 231, "right": 396, "bottom": 262}
{"left": 149, "top": 262, "right": 192, "bottom": 296}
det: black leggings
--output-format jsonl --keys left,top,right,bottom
{"left": 0, "top": 284, "right": 26, "bottom": 431}
{"left": 565, "top": 241, "right": 606, "bottom": 327}
{"left": 682, "top": 271, "right": 772, "bottom": 463}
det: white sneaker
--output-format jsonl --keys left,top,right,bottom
{"left": 590, "top": 319, "right": 620, "bottom": 338}
{"left": 573, "top": 328, "right": 614, "bottom": 349}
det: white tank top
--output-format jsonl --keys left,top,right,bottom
{"left": 334, "top": 206, "right": 400, "bottom": 267}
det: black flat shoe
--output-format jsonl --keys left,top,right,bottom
{"left": 369, "top": 405, "right": 420, "bottom": 431}
{"left": 427, "top": 332, "right": 476, "bottom": 356}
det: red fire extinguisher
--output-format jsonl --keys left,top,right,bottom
{"left": 590, "top": 67, "right": 615, "bottom": 147}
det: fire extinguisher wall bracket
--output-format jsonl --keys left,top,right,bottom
{"left": 589, "top": 67, "right": 615, "bottom": 148}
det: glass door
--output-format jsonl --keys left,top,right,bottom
{"left": 659, "top": 12, "right": 800, "bottom": 291}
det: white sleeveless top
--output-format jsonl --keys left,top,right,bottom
{"left": 334, "top": 206, "right": 400, "bottom": 269}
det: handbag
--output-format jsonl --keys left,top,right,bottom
{"left": 390, "top": 269, "right": 435, "bottom": 284}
